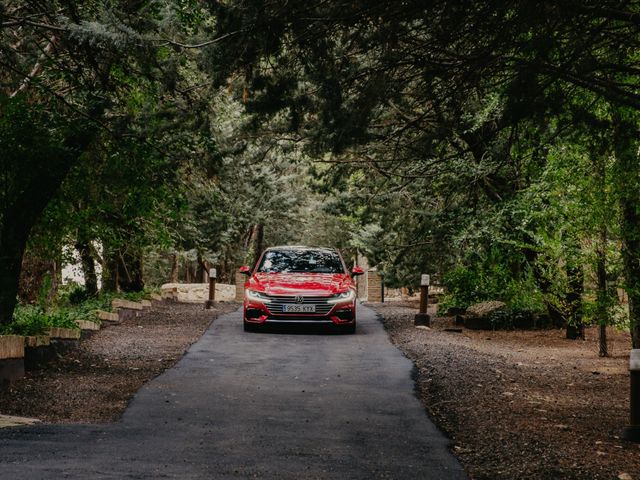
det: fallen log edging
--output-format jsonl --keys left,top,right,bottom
{"left": 0, "top": 335, "right": 25, "bottom": 385}
{"left": 1, "top": 295, "right": 162, "bottom": 386}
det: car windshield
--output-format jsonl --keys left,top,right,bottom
{"left": 257, "top": 249, "right": 345, "bottom": 274}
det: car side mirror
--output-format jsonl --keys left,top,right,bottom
{"left": 351, "top": 266, "right": 364, "bottom": 277}
{"left": 239, "top": 266, "right": 251, "bottom": 276}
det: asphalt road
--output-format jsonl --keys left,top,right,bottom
{"left": 0, "top": 304, "right": 466, "bottom": 479}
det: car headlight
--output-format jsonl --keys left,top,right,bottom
{"left": 246, "top": 289, "right": 272, "bottom": 303}
{"left": 327, "top": 290, "right": 356, "bottom": 303}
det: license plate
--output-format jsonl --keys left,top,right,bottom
{"left": 282, "top": 304, "right": 316, "bottom": 313}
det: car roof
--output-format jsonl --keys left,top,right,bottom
{"left": 265, "top": 245, "right": 337, "bottom": 253}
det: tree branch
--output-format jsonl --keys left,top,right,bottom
{"left": 10, "top": 36, "right": 58, "bottom": 98}
{"left": 156, "top": 31, "right": 240, "bottom": 49}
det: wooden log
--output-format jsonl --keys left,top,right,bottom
{"left": 0, "top": 336, "right": 26, "bottom": 385}
{"left": 111, "top": 299, "right": 143, "bottom": 310}
{"left": 47, "top": 327, "right": 80, "bottom": 340}
{"left": 0, "top": 335, "right": 25, "bottom": 359}
{"left": 97, "top": 311, "right": 119, "bottom": 322}
{"left": 75, "top": 320, "right": 100, "bottom": 331}
{"left": 24, "top": 335, "right": 50, "bottom": 348}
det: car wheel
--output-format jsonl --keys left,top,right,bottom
{"left": 342, "top": 322, "right": 356, "bottom": 334}
{"left": 244, "top": 321, "right": 258, "bottom": 332}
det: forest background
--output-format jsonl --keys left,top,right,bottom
{"left": 2, "top": 1, "right": 640, "bottom": 353}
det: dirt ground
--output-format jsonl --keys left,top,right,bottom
{"left": 3, "top": 298, "right": 639, "bottom": 478}
{"left": 368, "top": 300, "right": 640, "bottom": 479}
{"left": 0, "top": 301, "right": 238, "bottom": 423}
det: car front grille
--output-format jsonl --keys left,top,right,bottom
{"left": 266, "top": 314, "right": 333, "bottom": 323}
{"left": 266, "top": 294, "right": 334, "bottom": 315}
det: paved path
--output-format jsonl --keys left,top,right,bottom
{"left": 0, "top": 305, "right": 465, "bottom": 479}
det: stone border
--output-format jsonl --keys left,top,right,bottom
{"left": 161, "top": 285, "right": 178, "bottom": 301}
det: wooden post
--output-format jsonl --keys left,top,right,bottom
{"left": 414, "top": 274, "right": 430, "bottom": 326}
{"left": 235, "top": 272, "right": 246, "bottom": 302}
{"left": 367, "top": 269, "right": 383, "bottom": 302}
{"left": 623, "top": 349, "right": 640, "bottom": 441}
{"left": 205, "top": 268, "right": 217, "bottom": 309}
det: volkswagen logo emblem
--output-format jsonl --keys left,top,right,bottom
{"left": 295, "top": 295, "right": 304, "bottom": 304}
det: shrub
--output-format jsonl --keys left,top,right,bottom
{"left": 3, "top": 287, "right": 160, "bottom": 337}
{"left": 441, "top": 262, "right": 545, "bottom": 316}
{"left": 2, "top": 305, "right": 78, "bottom": 336}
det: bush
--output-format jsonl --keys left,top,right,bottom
{"left": 68, "top": 286, "right": 90, "bottom": 305}
{"left": 57, "top": 282, "right": 91, "bottom": 306}
{"left": 440, "top": 262, "right": 545, "bottom": 315}
{"left": 3, "top": 287, "right": 160, "bottom": 337}
{"left": 2, "top": 305, "right": 79, "bottom": 336}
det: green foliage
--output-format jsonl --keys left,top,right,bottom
{"left": 3, "top": 0, "right": 640, "bottom": 347}
{"left": 2, "top": 286, "right": 158, "bottom": 336}
{"left": 2, "top": 306, "right": 78, "bottom": 336}
{"left": 440, "top": 262, "right": 544, "bottom": 314}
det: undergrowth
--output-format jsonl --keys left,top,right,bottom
{"left": 1, "top": 284, "right": 159, "bottom": 337}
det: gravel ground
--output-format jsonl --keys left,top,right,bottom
{"left": 368, "top": 300, "right": 640, "bottom": 480}
{"left": 0, "top": 301, "right": 239, "bottom": 423}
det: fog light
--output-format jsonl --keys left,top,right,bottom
{"left": 336, "top": 310, "right": 353, "bottom": 321}
{"left": 246, "top": 308, "right": 262, "bottom": 319}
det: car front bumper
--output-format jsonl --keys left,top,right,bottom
{"left": 244, "top": 298, "right": 356, "bottom": 325}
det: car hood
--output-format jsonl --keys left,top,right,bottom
{"left": 248, "top": 273, "right": 353, "bottom": 296}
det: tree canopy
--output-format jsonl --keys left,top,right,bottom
{"left": 2, "top": 0, "right": 640, "bottom": 349}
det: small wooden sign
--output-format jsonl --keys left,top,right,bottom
{"left": 421, "top": 274, "right": 430, "bottom": 286}
{"left": 209, "top": 268, "right": 217, "bottom": 279}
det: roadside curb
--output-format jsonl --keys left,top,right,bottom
{"left": 0, "top": 414, "right": 40, "bottom": 429}
{"left": 0, "top": 336, "right": 25, "bottom": 385}
{"left": 3, "top": 295, "right": 161, "bottom": 386}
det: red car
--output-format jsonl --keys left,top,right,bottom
{"left": 239, "top": 246, "right": 364, "bottom": 333}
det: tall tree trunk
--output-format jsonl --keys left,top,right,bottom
{"left": 75, "top": 239, "right": 98, "bottom": 296}
{"left": 565, "top": 261, "right": 585, "bottom": 340}
{"left": 245, "top": 223, "right": 264, "bottom": 268}
{"left": 0, "top": 222, "right": 30, "bottom": 325}
{"left": 525, "top": 242, "right": 566, "bottom": 327}
{"left": 101, "top": 247, "right": 119, "bottom": 293}
{"left": 0, "top": 159, "right": 82, "bottom": 323}
{"left": 196, "top": 251, "right": 208, "bottom": 283}
{"left": 117, "top": 249, "right": 144, "bottom": 292}
{"left": 46, "top": 260, "right": 59, "bottom": 306}
{"left": 612, "top": 110, "right": 640, "bottom": 348}
{"left": 593, "top": 149, "right": 609, "bottom": 356}
{"left": 169, "top": 253, "right": 179, "bottom": 283}
{"left": 253, "top": 223, "right": 264, "bottom": 267}
{"left": 596, "top": 233, "right": 608, "bottom": 356}
{"left": 0, "top": 100, "right": 96, "bottom": 324}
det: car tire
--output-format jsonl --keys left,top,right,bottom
{"left": 342, "top": 322, "right": 356, "bottom": 334}
{"left": 243, "top": 321, "right": 258, "bottom": 332}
